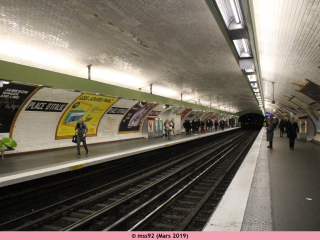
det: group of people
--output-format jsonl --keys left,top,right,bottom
{"left": 266, "top": 117, "right": 299, "bottom": 150}
{"left": 182, "top": 119, "right": 225, "bottom": 136}
{"left": 75, "top": 116, "right": 228, "bottom": 153}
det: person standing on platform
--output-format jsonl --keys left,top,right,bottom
{"left": 186, "top": 120, "right": 191, "bottom": 135}
{"left": 279, "top": 119, "right": 285, "bottom": 137}
{"left": 166, "top": 120, "right": 174, "bottom": 140}
{"left": 191, "top": 119, "right": 197, "bottom": 135}
{"left": 220, "top": 119, "right": 225, "bottom": 131}
{"left": 196, "top": 119, "right": 200, "bottom": 133}
{"left": 206, "top": 119, "right": 211, "bottom": 131}
{"left": 266, "top": 121, "right": 274, "bottom": 148}
{"left": 214, "top": 120, "right": 219, "bottom": 131}
{"left": 209, "top": 119, "right": 213, "bottom": 131}
{"left": 200, "top": 120, "right": 205, "bottom": 134}
{"left": 75, "top": 116, "right": 89, "bottom": 156}
{"left": 183, "top": 120, "right": 188, "bottom": 135}
{"left": 286, "top": 117, "right": 299, "bottom": 150}
{"left": 171, "top": 119, "right": 175, "bottom": 136}
{"left": 284, "top": 119, "right": 288, "bottom": 133}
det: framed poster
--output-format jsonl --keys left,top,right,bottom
{"left": 56, "top": 94, "right": 118, "bottom": 139}
{"left": 119, "top": 102, "right": 157, "bottom": 134}
{"left": 0, "top": 83, "right": 38, "bottom": 138}
{"left": 300, "top": 120, "right": 307, "bottom": 133}
{"left": 290, "top": 96, "right": 320, "bottom": 132}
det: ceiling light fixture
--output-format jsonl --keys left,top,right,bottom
{"left": 229, "top": 0, "right": 240, "bottom": 23}
{"left": 242, "top": 39, "right": 249, "bottom": 53}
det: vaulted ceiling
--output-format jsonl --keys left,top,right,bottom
{"left": 0, "top": 0, "right": 260, "bottom": 113}
{"left": 251, "top": 0, "right": 320, "bottom": 114}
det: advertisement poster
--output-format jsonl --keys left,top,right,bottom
{"left": 300, "top": 120, "right": 307, "bottom": 133}
{"left": 148, "top": 120, "right": 154, "bottom": 132}
{"left": 0, "top": 83, "right": 37, "bottom": 138}
{"left": 56, "top": 94, "right": 118, "bottom": 139}
{"left": 105, "top": 119, "right": 117, "bottom": 131}
{"left": 119, "top": 102, "right": 156, "bottom": 133}
{"left": 290, "top": 96, "right": 320, "bottom": 131}
{"left": 181, "top": 109, "right": 192, "bottom": 121}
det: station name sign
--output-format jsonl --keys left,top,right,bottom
{"left": 25, "top": 100, "right": 68, "bottom": 112}
{"left": 107, "top": 107, "right": 129, "bottom": 115}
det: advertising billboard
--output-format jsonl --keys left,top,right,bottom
{"left": 0, "top": 83, "right": 38, "bottom": 138}
{"left": 56, "top": 94, "right": 118, "bottom": 139}
{"left": 119, "top": 102, "right": 157, "bottom": 133}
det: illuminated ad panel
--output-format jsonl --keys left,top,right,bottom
{"left": 56, "top": 94, "right": 118, "bottom": 139}
{"left": 290, "top": 96, "right": 320, "bottom": 132}
{"left": 0, "top": 83, "right": 38, "bottom": 138}
{"left": 119, "top": 102, "right": 157, "bottom": 134}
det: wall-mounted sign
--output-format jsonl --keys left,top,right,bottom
{"left": 281, "top": 113, "right": 288, "bottom": 116}
{"left": 148, "top": 110, "right": 161, "bottom": 116}
{"left": 25, "top": 100, "right": 68, "bottom": 112}
{"left": 0, "top": 83, "right": 37, "bottom": 137}
{"left": 56, "top": 94, "right": 118, "bottom": 139}
{"left": 119, "top": 102, "right": 157, "bottom": 133}
{"left": 107, "top": 107, "right": 129, "bottom": 115}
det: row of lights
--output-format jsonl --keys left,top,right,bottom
{"left": 214, "top": 0, "right": 263, "bottom": 111}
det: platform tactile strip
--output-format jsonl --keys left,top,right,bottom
{"left": 241, "top": 136, "right": 273, "bottom": 231}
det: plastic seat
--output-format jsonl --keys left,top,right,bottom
{"left": 2, "top": 137, "right": 17, "bottom": 149}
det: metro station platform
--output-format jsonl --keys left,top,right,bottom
{"left": 0, "top": 127, "right": 238, "bottom": 188}
{"left": 204, "top": 128, "right": 320, "bottom": 231}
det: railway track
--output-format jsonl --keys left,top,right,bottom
{"left": 0, "top": 129, "right": 238, "bottom": 222}
{"left": 0, "top": 130, "right": 244, "bottom": 231}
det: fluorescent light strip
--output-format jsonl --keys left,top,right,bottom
{"left": 229, "top": 0, "right": 240, "bottom": 23}
{"left": 242, "top": 39, "right": 249, "bottom": 53}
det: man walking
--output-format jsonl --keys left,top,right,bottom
{"left": 286, "top": 117, "right": 299, "bottom": 150}
{"left": 75, "top": 116, "right": 89, "bottom": 156}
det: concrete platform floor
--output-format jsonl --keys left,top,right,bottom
{"left": 269, "top": 129, "right": 320, "bottom": 230}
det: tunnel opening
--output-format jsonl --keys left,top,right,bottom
{"left": 239, "top": 113, "right": 264, "bottom": 130}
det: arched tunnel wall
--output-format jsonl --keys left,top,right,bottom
{"left": 1, "top": 83, "right": 238, "bottom": 154}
